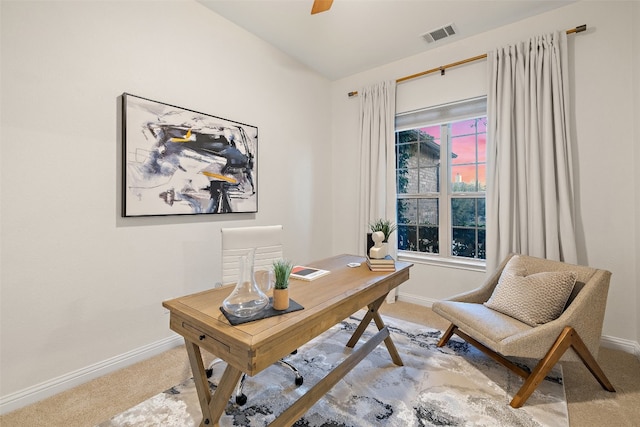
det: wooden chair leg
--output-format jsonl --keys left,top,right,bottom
{"left": 437, "top": 323, "right": 457, "bottom": 347}
{"left": 510, "top": 326, "right": 615, "bottom": 408}
{"left": 439, "top": 324, "right": 615, "bottom": 408}
{"left": 510, "top": 327, "right": 574, "bottom": 408}
{"left": 568, "top": 327, "right": 616, "bottom": 392}
{"left": 454, "top": 328, "right": 530, "bottom": 379}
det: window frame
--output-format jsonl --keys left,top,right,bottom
{"left": 395, "top": 97, "right": 487, "bottom": 271}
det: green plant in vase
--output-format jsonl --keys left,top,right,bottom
{"left": 369, "top": 219, "right": 397, "bottom": 243}
{"left": 272, "top": 259, "right": 293, "bottom": 310}
{"left": 272, "top": 259, "right": 293, "bottom": 289}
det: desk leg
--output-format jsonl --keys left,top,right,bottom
{"left": 208, "top": 364, "right": 243, "bottom": 426}
{"left": 185, "top": 340, "right": 213, "bottom": 426}
{"left": 346, "top": 295, "right": 404, "bottom": 366}
{"left": 184, "top": 339, "right": 242, "bottom": 427}
{"left": 269, "top": 326, "right": 390, "bottom": 427}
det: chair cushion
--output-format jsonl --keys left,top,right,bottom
{"left": 433, "top": 301, "right": 531, "bottom": 347}
{"left": 483, "top": 255, "right": 577, "bottom": 327}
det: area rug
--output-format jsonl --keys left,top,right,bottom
{"left": 98, "top": 315, "right": 568, "bottom": 427}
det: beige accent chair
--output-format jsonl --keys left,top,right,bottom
{"left": 432, "top": 253, "right": 616, "bottom": 408}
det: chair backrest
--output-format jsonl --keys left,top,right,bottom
{"left": 221, "top": 225, "right": 283, "bottom": 285}
{"left": 508, "top": 255, "right": 601, "bottom": 306}
{"left": 498, "top": 254, "right": 612, "bottom": 359}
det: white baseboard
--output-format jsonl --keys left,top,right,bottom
{"left": 601, "top": 335, "right": 640, "bottom": 360}
{"left": 0, "top": 335, "right": 184, "bottom": 415}
{"left": 396, "top": 292, "right": 436, "bottom": 307}
{"left": 397, "top": 292, "right": 640, "bottom": 360}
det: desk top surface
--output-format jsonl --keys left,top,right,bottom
{"left": 163, "top": 254, "right": 411, "bottom": 342}
{"left": 163, "top": 254, "right": 412, "bottom": 374}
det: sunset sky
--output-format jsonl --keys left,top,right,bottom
{"left": 421, "top": 117, "right": 486, "bottom": 188}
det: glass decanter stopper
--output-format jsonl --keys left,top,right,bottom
{"left": 222, "top": 248, "right": 269, "bottom": 317}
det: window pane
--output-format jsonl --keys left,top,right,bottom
{"left": 419, "top": 166, "right": 439, "bottom": 193}
{"left": 418, "top": 199, "right": 438, "bottom": 225}
{"left": 477, "top": 198, "right": 486, "bottom": 228}
{"left": 476, "top": 118, "right": 487, "bottom": 134}
{"left": 451, "top": 197, "right": 485, "bottom": 260}
{"left": 477, "top": 133, "right": 486, "bottom": 162}
{"left": 451, "top": 164, "right": 486, "bottom": 192}
{"left": 450, "top": 118, "right": 479, "bottom": 136}
{"left": 397, "top": 129, "right": 418, "bottom": 144}
{"left": 397, "top": 135, "right": 423, "bottom": 194}
{"left": 399, "top": 167, "right": 419, "bottom": 194}
{"left": 478, "top": 229, "right": 486, "bottom": 259}
{"left": 397, "top": 199, "right": 417, "bottom": 225}
{"left": 451, "top": 165, "right": 479, "bottom": 192}
{"left": 398, "top": 225, "right": 417, "bottom": 251}
{"left": 451, "top": 198, "right": 476, "bottom": 227}
{"left": 398, "top": 142, "right": 418, "bottom": 168}
{"left": 418, "top": 226, "right": 439, "bottom": 253}
{"left": 397, "top": 168, "right": 409, "bottom": 194}
{"left": 450, "top": 134, "right": 477, "bottom": 164}
{"left": 477, "top": 163, "right": 486, "bottom": 191}
{"left": 449, "top": 116, "right": 486, "bottom": 194}
{"left": 420, "top": 125, "right": 440, "bottom": 140}
{"left": 452, "top": 228, "right": 476, "bottom": 258}
{"left": 417, "top": 130, "right": 440, "bottom": 194}
{"left": 420, "top": 140, "right": 441, "bottom": 167}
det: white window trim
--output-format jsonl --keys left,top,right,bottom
{"left": 396, "top": 96, "right": 487, "bottom": 271}
{"left": 398, "top": 250, "right": 486, "bottom": 272}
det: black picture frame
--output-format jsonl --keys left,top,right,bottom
{"left": 121, "top": 93, "right": 258, "bottom": 217}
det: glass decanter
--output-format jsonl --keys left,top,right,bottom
{"left": 222, "top": 248, "right": 269, "bottom": 317}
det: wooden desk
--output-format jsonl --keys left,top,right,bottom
{"left": 162, "top": 254, "right": 412, "bottom": 427}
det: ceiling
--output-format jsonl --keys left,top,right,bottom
{"left": 198, "top": 0, "right": 575, "bottom": 81}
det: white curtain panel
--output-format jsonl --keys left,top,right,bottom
{"left": 357, "top": 81, "right": 397, "bottom": 295}
{"left": 486, "top": 32, "right": 578, "bottom": 272}
{"left": 357, "top": 81, "right": 397, "bottom": 255}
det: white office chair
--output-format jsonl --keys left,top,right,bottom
{"left": 207, "top": 225, "right": 303, "bottom": 406}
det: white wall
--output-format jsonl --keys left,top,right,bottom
{"left": 633, "top": 1, "right": 640, "bottom": 347}
{"left": 331, "top": 1, "right": 639, "bottom": 346}
{"left": 0, "top": 0, "right": 332, "bottom": 410}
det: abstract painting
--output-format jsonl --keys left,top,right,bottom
{"left": 122, "top": 93, "right": 257, "bottom": 217}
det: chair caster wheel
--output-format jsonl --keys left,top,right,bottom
{"left": 295, "top": 376, "right": 304, "bottom": 386}
{"left": 235, "top": 394, "right": 247, "bottom": 406}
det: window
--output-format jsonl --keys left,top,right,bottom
{"left": 395, "top": 97, "right": 486, "bottom": 265}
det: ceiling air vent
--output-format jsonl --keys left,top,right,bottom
{"left": 421, "top": 23, "right": 457, "bottom": 44}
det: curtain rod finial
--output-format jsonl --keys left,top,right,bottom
{"left": 348, "top": 91, "right": 359, "bottom": 98}
{"left": 576, "top": 24, "right": 587, "bottom": 33}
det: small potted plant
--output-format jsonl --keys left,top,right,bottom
{"left": 369, "top": 219, "right": 397, "bottom": 243}
{"left": 272, "top": 259, "right": 293, "bottom": 310}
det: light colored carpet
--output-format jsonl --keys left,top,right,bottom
{"left": 97, "top": 314, "right": 568, "bottom": 426}
{"left": 1, "top": 302, "right": 639, "bottom": 426}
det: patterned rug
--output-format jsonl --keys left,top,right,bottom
{"left": 98, "top": 315, "right": 568, "bottom": 427}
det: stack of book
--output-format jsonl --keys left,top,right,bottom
{"left": 366, "top": 255, "right": 396, "bottom": 271}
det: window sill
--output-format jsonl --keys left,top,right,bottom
{"left": 398, "top": 251, "right": 486, "bottom": 272}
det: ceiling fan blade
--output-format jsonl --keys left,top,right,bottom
{"left": 311, "top": 0, "right": 333, "bottom": 15}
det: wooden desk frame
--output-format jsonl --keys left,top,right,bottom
{"left": 163, "top": 254, "right": 412, "bottom": 427}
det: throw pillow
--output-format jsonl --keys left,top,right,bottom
{"left": 484, "top": 256, "right": 577, "bottom": 327}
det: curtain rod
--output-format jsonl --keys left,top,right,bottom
{"left": 347, "top": 24, "right": 586, "bottom": 97}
